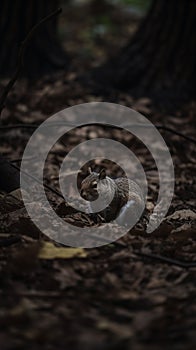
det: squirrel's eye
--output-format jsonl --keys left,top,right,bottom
{"left": 92, "top": 182, "right": 97, "bottom": 188}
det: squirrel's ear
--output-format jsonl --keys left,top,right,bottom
{"left": 88, "top": 167, "right": 92, "bottom": 174}
{"left": 99, "top": 169, "right": 106, "bottom": 180}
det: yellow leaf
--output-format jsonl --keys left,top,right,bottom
{"left": 38, "top": 242, "right": 87, "bottom": 260}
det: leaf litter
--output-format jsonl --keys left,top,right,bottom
{"left": 0, "top": 2, "right": 196, "bottom": 349}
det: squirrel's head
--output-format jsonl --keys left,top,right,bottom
{"left": 80, "top": 168, "right": 106, "bottom": 201}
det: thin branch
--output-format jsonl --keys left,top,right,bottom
{"left": 0, "top": 122, "right": 195, "bottom": 144}
{"left": 0, "top": 122, "right": 75, "bottom": 130}
{"left": 0, "top": 124, "right": 41, "bottom": 129}
{"left": 0, "top": 290, "right": 62, "bottom": 298}
{"left": 9, "top": 154, "right": 41, "bottom": 163}
{"left": 10, "top": 162, "right": 65, "bottom": 200}
{"left": 8, "top": 163, "right": 112, "bottom": 245}
{"left": 135, "top": 251, "right": 196, "bottom": 268}
{"left": 156, "top": 125, "right": 196, "bottom": 144}
{"left": 10, "top": 158, "right": 23, "bottom": 163}
{"left": 0, "top": 8, "right": 62, "bottom": 116}
{"left": 0, "top": 236, "right": 21, "bottom": 247}
{"left": 122, "top": 123, "right": 196, "bottom": 144}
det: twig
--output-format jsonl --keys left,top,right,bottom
{"left": 10, "top": 158, "right": 34, "bottom": 163}
{"left": 9, "top": 154, "right": 40, "bottom": 163}
{"left": 0, "top": 124, "right": 40, "bottom": 129}
{"left": 0, "top": 122, "right": 195, "bottom": 144}
{"left": 156, "top": 125, "right": 196, "bottom": 144}
{"left": 0, "top": 290, "right": 62, "bottom": 298}
{"left": 122, "top": 123, "right": 196, "bottom": 144}
{"left": 0, "top": 236, "right": 21, "bottom": 247}
{"left": 8, "top": 163, "right": 112, "bottom": 245}
{"left": 135, "top": 251, "right": 196, "bottom": 268}
{"left": 0, "top": 122, "right": 75, "bottom": 130}
{"left": 10, "top": 162, "right": 65, "bottom": 200}
{"left": 0, "top": 8, "right": 62, "bottom": 116}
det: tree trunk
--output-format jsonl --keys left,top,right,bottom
{"left": 0, "top": 0, "right": 68, "bottom": 79}
{"left": 95, "top": 0, "right": 196, "bottom": 104}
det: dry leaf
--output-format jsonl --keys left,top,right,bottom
{"left": 38, "top": 242, "right": 87, "bottom": 260}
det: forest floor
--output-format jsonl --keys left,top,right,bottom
{"left": 0, "top": 2, "right": 196, "bottom": 350}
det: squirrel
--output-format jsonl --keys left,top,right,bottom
{"left": 80, "top": 168, "right": 145, "bottom": 226}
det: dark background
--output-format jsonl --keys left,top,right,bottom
{"left": 0, "top": 1, "right": 195, "bottom": 350}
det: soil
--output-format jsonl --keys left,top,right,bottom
{"left": 0, "top": 2, "right": 195, "bottom": 349}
